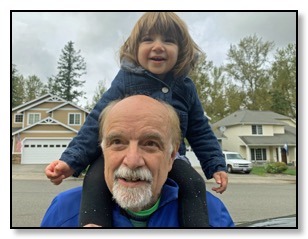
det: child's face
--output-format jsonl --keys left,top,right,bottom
{"left": 138, "top": 34, "right": 178, "bottom": 80}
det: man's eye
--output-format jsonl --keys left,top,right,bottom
{"left": 146, "top": 141, "right": 156, "bottom": 146}
{"left": 107, "top": 139, "right": 127, "bottom": 151}
{"left": 106, "top": 139, "right": 122, "bottom": 147}
{"left": 111, "top": 139, "right": 122, "bottom": 145}
{"left": 144, "top": 141, "right": 160, "bottom": 149}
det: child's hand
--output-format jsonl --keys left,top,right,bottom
{"left": 211, "top": 171, "right": 228, "bottom": 194}
{"left": 45, "top": 160, "right": 75, "bottom": 185}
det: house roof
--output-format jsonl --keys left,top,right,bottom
{"left": 12, "top": 93, "right": 68, "bottom": 112}
{"left": 213, "top": 110, "right": 294, "bottom": 127}
{"left": 12, "top": 127, "right": 22, "bottom": 134}
{"left": 12, "top": 117, "right": 78, "bottom": 136}
{"left": 12, "top": 93, "right": 88, "bottom": 114}
{"left": 285, "top": 125, "right": 296, "bottom": 135}
{"left": 213, "top": 130, "right": 227, "bottom": 139}
{"left": 240, "top": 131, "right": 296, "bottom": 146}
{"left": 12, "top": 94, "right": 52, "bottom": 112}
{"left": 47, "top": 102, "right": 89, "bottom": 114}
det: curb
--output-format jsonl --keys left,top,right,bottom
{"left": 11, "top": 165, "right": 296, "bottom": 184}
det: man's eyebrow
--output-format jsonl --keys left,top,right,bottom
{"left": 105, "top": 132, "right": 123, "bottom": 142}
{"left": 141, "top": 133, "right": 166, "bottom": 149}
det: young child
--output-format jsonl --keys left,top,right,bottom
{"left": 45, "top": 12, "right": 228, "bottom": 227}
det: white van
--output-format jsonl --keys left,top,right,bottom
{"left": 222, "top": 151, "right": 253, "bottom": 174}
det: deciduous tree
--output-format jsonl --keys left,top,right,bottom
{"left": 24, "top": 75, "right": 48, "bottom": 102}
{"left": 85, "top": 79, "right": 107, "bottom": 111}
{"left": 270, "top": 43, "right": 296, "bottom": 118}
{"left": 225, "top": 34, "right": 274, "bottom": 110}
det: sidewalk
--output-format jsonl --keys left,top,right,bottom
{"left": 11, "top": 164, "right": 296, "bottom": 184}
{"left": 194, "top": 167, "right": 296, "bottom": 185}
{"left": 11, "top": 164, "right": 83, "bottom": 181}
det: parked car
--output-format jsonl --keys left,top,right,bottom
{"left": 223, "top": 151, "right": 253, "bottom": 174}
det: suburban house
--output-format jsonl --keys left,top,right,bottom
{"left": 212, "top": 110, "right": 296, "bottom": 166}
{"left": 11, "top": 93, "right": 89, "bottom": 164}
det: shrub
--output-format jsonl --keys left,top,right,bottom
{"left": 265, "top": 162, "right": 288, "bottom": 174}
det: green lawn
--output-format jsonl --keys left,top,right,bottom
{"left": 251, "top": 166, "right": 297, "bottom": 176}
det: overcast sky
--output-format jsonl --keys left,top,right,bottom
{"left": 12, "top": 11, "right": 296, "bottom": 106}
{"left": 4, "top": 1, "right": 306, "bottom": 237}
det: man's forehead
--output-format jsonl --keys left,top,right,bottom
{"left": 106, "top": 129, "right": 165, "bottom": 140}
{"left": 105, "top": 121, "right": 167, "bottom": 135}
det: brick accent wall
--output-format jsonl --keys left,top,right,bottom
{"left": 12, "top": 154, "right": 21, "bottom": 164}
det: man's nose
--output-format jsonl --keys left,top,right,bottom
{"left": 123, "top": 142, "right": 145, "bottom": 169}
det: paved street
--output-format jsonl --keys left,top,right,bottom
{"left": 11, "top": 164, "right": 297, "bottom": 227}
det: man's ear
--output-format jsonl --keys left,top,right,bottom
{"left": 167, "top": 144, "right": 179, "bottom": 172}
{"left": 170, "top": 144, "right": 180, "bottom": 162}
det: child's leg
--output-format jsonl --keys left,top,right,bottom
{"left": 168, "top": 158, "right": 209, "bottom": 227}
{"left": 79, "top": 156, "right": 113, "bottom": 227}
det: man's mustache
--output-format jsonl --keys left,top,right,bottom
{"left": 114, "top": 166, "right": 153, "bottom": 183}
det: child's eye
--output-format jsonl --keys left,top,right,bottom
{"left": 141, "top": 36, "right": 152, "bottom": 42}
{"left": 165, "top": 38, "right": 176, "bottom": 43}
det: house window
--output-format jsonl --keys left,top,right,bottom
{"left": 251, "top": 148, "right": 267, "bottom": 161}
{"left": 252, "top": 125, "right": 263, "bottom": 135}
{"left": 69, "top": 113, "right": 81, "bottom": 125}
{"left": 28, "top": 113, "right": 40, "bottom": 125}
{"left": 15, "top": 114, "right": 23, "bottom": 123}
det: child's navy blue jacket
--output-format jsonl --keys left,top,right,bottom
{"left": 61, "top": 60, "right": 226, "bottom": 179}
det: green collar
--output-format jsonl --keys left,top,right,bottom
{"left": 125, "top": 197, "right": 161, "bottom": 227}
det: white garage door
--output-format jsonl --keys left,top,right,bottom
{"left": 22, "top": 139, "right": 71, "bottom": 164}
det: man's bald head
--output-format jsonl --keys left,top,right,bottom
{"left": 99, "top": 95, "right": 181, "bottom": 150}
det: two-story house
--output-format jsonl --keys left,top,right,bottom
{"left": 212, "top": 110, "right": 296, "bottom": 166}
{"left": 11, "top": 93, "right": 89, "bottom": 164}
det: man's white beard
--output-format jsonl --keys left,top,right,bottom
{"left": 112, "top": 166, "right": 153, "bottom": 211}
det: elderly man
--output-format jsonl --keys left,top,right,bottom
{"left": 41, "top": 95, "right": 234, "bottom": 227}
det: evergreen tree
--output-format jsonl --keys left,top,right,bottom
{"left": 12, "top": 64, "right": 25, "bottom": 108}
{"left": 47, "top": 76, "right": 60, "bottom": 96}
{"left": 49, "top": 41, "right": 86, "bottom": 103}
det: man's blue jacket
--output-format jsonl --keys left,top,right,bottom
{"left": 41, "top": 179, "right": 234, "bottom": 228}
